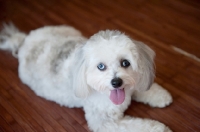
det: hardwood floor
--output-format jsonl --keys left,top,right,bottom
{"left": 0, "top": 0, "right": 199, "bottom": 131}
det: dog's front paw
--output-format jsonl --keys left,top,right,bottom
{"left": 148, "top": 83, "right": 173, "bottom": 108}
{"left": 133, "top": 83, "right": 173, "bottom": 108}
{"left": 149, "top": 121, "right": 172, "bottom": 132}
{"left": 121, "top": 116, "right": 172, "bottom": 132}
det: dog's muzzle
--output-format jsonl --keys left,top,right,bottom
{"left": 110, "top": 78, "right": 125, "bottom": 105}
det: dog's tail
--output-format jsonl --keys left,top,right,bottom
{"left": 0, "top": 23, "right": 26, "bottom": 58}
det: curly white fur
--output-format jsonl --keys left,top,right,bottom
{"left": 0, "top": 24, "right": 172, "bottom": 132}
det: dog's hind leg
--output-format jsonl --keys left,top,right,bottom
{"left": 132, "top": 83, "right": 172, "bottom": 108}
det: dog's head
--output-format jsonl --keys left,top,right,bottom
{"left": 73, "top": 30, "right": 155, "bottom": 105}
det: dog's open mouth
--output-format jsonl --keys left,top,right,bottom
{"left": 110, "top": 88, "right": 125, "bottom": 105}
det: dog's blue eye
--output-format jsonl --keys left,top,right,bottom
{"left": 121, "top": 60, "right": 130, "bottom": 68}
{"left": 97, "top": 63, "right": 106, "bottom": 71}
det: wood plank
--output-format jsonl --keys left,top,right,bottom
{"left": 0, "top": 96, "right": 34, "bottom": 132}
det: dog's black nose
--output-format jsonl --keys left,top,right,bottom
{"left": 111, "top": 78, "right": 123, "bottom": 88}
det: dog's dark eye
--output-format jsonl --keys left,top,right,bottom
{"left": 97, "top": 63, "right": 106, "bottom": 71}
{"left": 121, "top": 59, "right": 130, "bottom": 68}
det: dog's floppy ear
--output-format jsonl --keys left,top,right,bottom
{"left": 72, "top": 45, "right": 90, "bottom": 98}
{"left": 133, "top": 40, "right": 155, "bottom": 92}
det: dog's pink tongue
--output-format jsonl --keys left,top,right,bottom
{"left": 110, "top": 89, "right": 125, "bottom": 105}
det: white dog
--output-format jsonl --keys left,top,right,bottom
{"left": 0, "top": 24, "right": 172, "bottom": 132}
